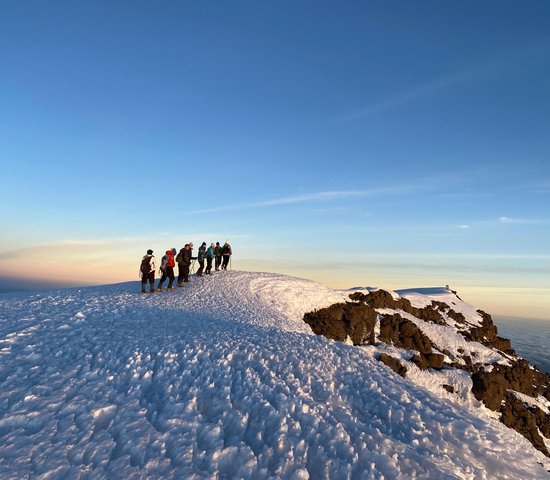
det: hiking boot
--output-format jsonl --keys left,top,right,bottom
{"left": 150, "top": 289, "right": 155, "bottom": 294}
{"left": 167, "top": 287, "right": 174, "bottom": 290}
{"left": 177, "top": 283, "right": 184, "bottom": 287}
{"left": 157, "top": 287, "right": 163, "bottom": 292}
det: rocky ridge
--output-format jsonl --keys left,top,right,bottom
{"left": 304, "top": 287, "right": 550, "bottom": 457}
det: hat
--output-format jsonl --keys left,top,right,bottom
{"left": 201, "top": 242, "right": 206, "bottom": 246}
{"left": 147, "top": 249, "right": 153, "bottom": 255}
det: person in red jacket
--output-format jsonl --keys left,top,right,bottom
{"left": 157, "top": 248, "right": 176, "bottom": 291}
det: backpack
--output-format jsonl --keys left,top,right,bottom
{"left": 168, "top": 255, "right": 175, "bottom": 268}
{"left": 140, "top": 256, "right": 152, "bottom": 274}
{"left": 223, "top": 244, "right": 232, "bottom": 255}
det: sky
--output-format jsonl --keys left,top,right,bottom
{"left": 0, "top": 1, "right": 549, "bottom": 319}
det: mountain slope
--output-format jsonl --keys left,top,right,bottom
{"left": 0, "top": 272, "right": 548, "bottom": 479}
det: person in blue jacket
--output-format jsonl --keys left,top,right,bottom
{"left": 205, "top": 243, "right": 215, "bottom": 274}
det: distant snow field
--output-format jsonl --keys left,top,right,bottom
{"left": 1, "top": 271, "right": 548, "bottom": 479}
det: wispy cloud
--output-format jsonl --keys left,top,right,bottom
{"left": 185, "top": 185, "right": 422, "bottom": 215}
{"left": 339, "top": 71, "right": 475, "bottom": 122}
{"left": 499, "top": 216, "right": 545, "bottom": 225}
{"left": 338, "top": 38, "right": 550, "bottom": 122}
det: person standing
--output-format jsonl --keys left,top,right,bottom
{"left": 140, "top": 249, "right": 156, "bottom": 294}
{"left": 214, "top": 242, "right": 222, "bottom": 271}
{"left": 196, "top": 242, "right": 207, "bottom": 276}
{"left": 176, "top": 243, "right": 194, "bottom": 286}
{"left": 205, "top": 243, "right": 215, "bottom": 274}
{"left": 157, "top": 248, "right": 176, "bottom": 291}
{"left": 176, "top": 245, "right": 187, "bottom": 286}
{"left": 221, "top": 240, "right": 232, "bottom": 270}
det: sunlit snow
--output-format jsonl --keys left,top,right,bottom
{"left": 1, "top": 271, "right": 548, "bottom": 479}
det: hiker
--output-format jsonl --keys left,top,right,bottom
{"left": 221, "top": 240, "right": 232, "bottom": 270}
{"left": 176, "top": 242, "right": 194, "bottom": 286}
{"left": 140, "top": 249, "right": 156, "bottom": 293}
{"left": 214, "top": 242, "right": 222, "bottom": 271}
{"left": 205, "top": 243, "right": 215, "bottom": 274}
{"left": 157, "top": 248, "right": 176, "bottom": 291}
{"left": 196, "top": 242, "right": 207, "bottom": 277}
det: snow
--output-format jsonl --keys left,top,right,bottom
{"left": 1, "top": 271, "right": 549, "bottom": 479}
{"left": 510, "top": 390, "right": 550, "bottom": 415}
{"left": 395, "top": 287, "right": 485, "bottom": 327}
{"left": 376, "top": 307, "right": 508, "bottom": 367}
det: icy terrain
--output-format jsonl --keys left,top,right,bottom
{"left": 1, "top": 271, "right": 549, "bottom": 479}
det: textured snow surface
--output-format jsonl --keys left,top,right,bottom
{"left": 1, "top": 271, "right": 549, "bottom": 479}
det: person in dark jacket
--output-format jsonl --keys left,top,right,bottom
{"left": 205, "top": 243, "right": 215, "bottom": 274}
{"left": 176, "top": 243, "right": 195, "bottom": 286}
{"left": 221, "top": 240, "right": 232, "bottom": 270}
{"left": 196, "top": 242, "right": 207, "bottom": 277}
{"left": 214, "top": 242, "right": 222, "bottom": 271}
{"left": 140, "top": 249, "right": 156, "bottom": 293}
{"left": 157, "top": 248, "right": 176, "bottom": 291}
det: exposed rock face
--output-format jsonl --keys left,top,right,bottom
{"left": 412, "top": 352, "right": 445, "bottom": 370}
{"left": 304, "top": 288, "right": 550, "bottom": 457}
{"left": 303, "top": 302, "right": 377, "bottom": 345}
{"left": 378, "top": 313, "right": 432, "bottom": 353}
{"left": 501, "top": 392, "right": 550, "bottom": 456}
{"left": 350, "top": 291, "right": 446, "bottom": 325}
{"left": 379, "top": 353, "right": 407, "bottom": 377}
{"left": 461, "top": 309, "right": 515, "bottom": 355}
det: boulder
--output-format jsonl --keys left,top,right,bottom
{"left": 379, "top": 353, "right": 407, "bottom": 377}
{"left": 379, "top": 314, "right": 432, "bottom": 354}
{"left": 304, "top": 302, "right": 377, "bottom": 345}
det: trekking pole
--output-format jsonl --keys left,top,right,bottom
{"left": 190, "top": 260, "right": 195, "bottom": 274}
{"left": 229, "top": 257, "right": 232, "bottom": 271}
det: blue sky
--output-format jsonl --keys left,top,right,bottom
{"left": 1, "top": 1, "right": 549, "bottom": 318}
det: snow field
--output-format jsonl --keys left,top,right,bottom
{"left": 1, "top": 272, "right": 549, "bottom": 479}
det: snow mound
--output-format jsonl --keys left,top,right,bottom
{"left": 0, "top": 271, "right": 548, "bottom": 479}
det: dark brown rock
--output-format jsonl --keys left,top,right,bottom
{"left": 471, "top": 360, "right": 550, "bottom": 456}
{"left": 457, "top": 310, "right": 516, "bottom": 355}
{"left": 501, "top": 392, "right": 549, "bottom": 456}
{"left": 379, "top": 314, "right": 432, "bottom": 354}
{"left": 379, "top": 353, "right": 407, "bottom": 377}
{"left": 446, "top": 308, "right": 466, "bottom": 324}
{"left": 303, "top": 302, "right": 377, "bottom": 345}
{"left": 350, "top": 290, "right": 446, "bottom": 325}
{"left": 471, "top": 370, "right": 507, "bottom": 411}
{"left": 411, "top": 352, "right": 445, "bottom": 370}
{"left": 442, "top": 384, "right": 455, "bottom": 393}
{"left": 346, "top": 303, "right": 378, "bottom": 345}
{"left": 304, "top": 304, "right": 348, "bottom": 342}
{"left": 423, "top": 352, "right": 445, "bottom": 369}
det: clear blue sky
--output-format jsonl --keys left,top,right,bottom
{"left": 1, "top": 1, "right": 549, "bottom": 318}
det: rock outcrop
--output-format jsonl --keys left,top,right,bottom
{"left": 304, "top": 302, "right": 377, "bottom": 345}
{"left": 304, "top": 287, "right": 550, "bottom": 457}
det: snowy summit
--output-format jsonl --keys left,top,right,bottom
{"left": 1, "top": 271, "right": 549, "bottom": 479}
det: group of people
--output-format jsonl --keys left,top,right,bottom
{"left": 139, "top": 241, "right": 233, "bottom": 294}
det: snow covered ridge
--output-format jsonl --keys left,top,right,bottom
{"left": 0, "top": 271, "right": 549, "bottom": 479}
{"left": 305, "top": 286, "right": 550, "bottom": 459}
